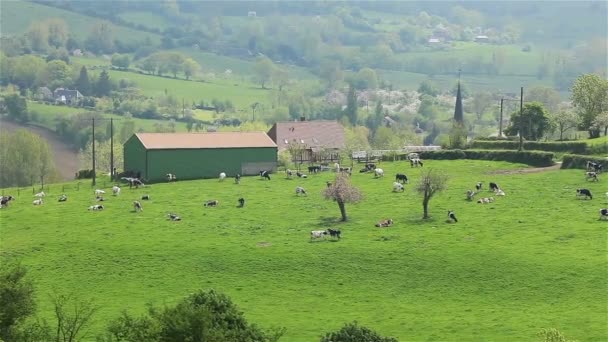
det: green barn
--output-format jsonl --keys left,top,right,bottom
{"left": 123, "top": 132, "right": 277, "bottom": 182}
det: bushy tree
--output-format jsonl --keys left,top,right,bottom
{"left": 548, "top": 106, "right": 580, "bottom": 140}
{"left": 537, "top": 328, "right": 576, "bottom": 342}
{"left": 253, "top": 56, "right": 274, "bottom": 89}
{"left": 79, "top": 139, "right": 124, "bottom": 174}
{"left": 182, "top": 58, "right": 201, "bottom": 80}
{"left": 571, "top": 74, "right": 608, "bottom": 138}
{"left": 344, "top": 85, "right": 358, "bottom": 125}
{"left": 504, "top": 102, "right": 550, "bottom": 140}
{"left": 0, "top": 262, "right": 36, "bottom": 341}
{"left": 75, "top": 66, "right": 91, "bottom": 96}
{"left": 86, "top": 21, "right": 114, "bottom": 53}
{"left": 4, "top": 94, "right": 28, "bottom": 123}
{"left": 323, "top": 174, "right": 362, "bottom": 222}
{"left": 320, "top": 321, "right": 397, "bottom": 342}
{"left": 417, "top": 169, "right": 448, "bottom": 219}
{"left": 111, "top": 54, "right": 130, "bottom": 69}
{"left": 418, "top": 79, "right": 439, "bottom": 97}
{"left": 95, "top": 70, "right": 112, "bottom": 97}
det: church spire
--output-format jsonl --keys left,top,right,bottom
{"left": 454, "top": 69, "right": 464, "bottom": 123}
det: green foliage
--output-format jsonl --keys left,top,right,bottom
{"left": 182, "top": 57, "right": 201, "bottom": 80}
{"left": 537, "top": 328, "right": 577, "bottom": 342}
{"left": 75, "top": 66, "right": 91, "bottom": 96}
{"left": 86, "top": 21, "right": 115, "bottom": 53}
{"left": 4, "top": 94, "right": 28, "bottom": 123}
{"left": 560, "top": 154, "right": 608, "bottom": 170}
{"left": 344, "top": 85, "right": 358, "bottom": 125}
{"left": 449, "top": 123, "right": 467, "bottom": 149}
{"left": 0, "top": 129, "right": 57, "bottom": 187}
{"left": 95, "top": 70, "right": 112, "bottom": 97}
{"left": 320, "top": 321, "right": 397, "bottom": 342}
{"left": 570, "top": 74, "right": 608, "bottom": 138}
{"left": 469, "top": 140, "right": 588, "bottom": 154}
{"left": 0, "top": 262, "right": 36, "bottom": 341}
{"left": 419, "top": 150, "right": 555, "bottom": 167}
{"left": 504, "top": 102, "right": 551, "bottom": 140}
{"left": 111, "top": 54, "right": 130, "bottom": 70}
{"left": 253, "top": 56, "right": 274, "bottom": 89}
{"left": 417, "top": 79, "right": 439, "bottom": 97}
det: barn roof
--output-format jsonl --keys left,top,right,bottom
{"left": 267, "top": 120, "right": 345, "bottom": 151}
{"left": 134, "top": 132, "right": 277, "bottom": 149}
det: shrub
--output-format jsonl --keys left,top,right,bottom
{"left": 320, "top": 321, "right": 397, "bottom": 342}
{"left": 469, "top": 140, "right": 588, "bottom": 154}
{"left": 561, "top": 154, "right": 608, "bottom": 170}
{"left": 419, "top": 150, "right": 554, "bottom": 167}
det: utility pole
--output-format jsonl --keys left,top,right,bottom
{"left": 499, "top": 98, "right": 504, "bottom": 138}
{"left": 92, "top": 117, "right": 96, "bottom": 186}
{"left": 83, "top": 116, "right": 121, "bottom": 186}
{"left": 110, "top": 118, "right": 114, "bottom": 182}
{"left": 518, "top": 86, "right": 524, "bottom": 152}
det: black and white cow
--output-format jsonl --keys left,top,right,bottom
{"left": 141, "top": 195, "right": 150, "bottom": 200}
{"left": 375, "top": 218, "right": 393, "bottom": 227}
{"left": 395, "top": 173, "right": 408, "bottom": 184}
{"left": 133, "top": 201, "right": 143, "bottom": 212}
{"left": 96, "top": 196, "right": 105, "bottom": 202}
{"left": 374, "top": 168, "right": 384, "bottom": 177}
{"left": 88, "top": 204, "right": 104, "bottom": 210}
{"left": 585, "top": 171, "right": 599, "bottom": 182}
{"left": 576, "top": 189, "right": 592, "bottom": 200}
{"left": 260, "top": 170, "right": 271, "bottom": 180}
{"left": 32, "top": 198, "right": 43, "bottom": 205}
{"left": 475, "top": 182, "right": 483, "bottom": 191}
{"left": 238, "top": 198, "right": 245, "bottom": 207}
{"left": 168, "top": 213, "right": 181, "bottom": 221}
{"left": 599, "top": 208, "right": 608, "bottom": 220}
{"left": 465, "top": 190, "right": 475, "bottom": 201}
{"left": 58, "top": 194, "right": 67, "bottom": 202}
{"left": 310, "top": 230, "right": 328, "bottom": 240}
{"left": 410, "top": 158, "right": 423, "bottom": 167}
{"left": 365, "top": 163, "right": 376, "bottom": 171}
{"left": 219, "top": 172, "right": 226, "bottom": 181}
{"left": 204, "top": 200, "right": 219, "bottom": 207}
{"left": 166, "top": 173, "right": 177, "bottom": 181}
{"left": 308, "top": 166, "right": 321, "bottom": 174}
{"left": 327, "top": 228, "right": 341, "bottom": 239}
{"left": 0, "top": 195, "right": 14, "bottom": 207}
{"left": 489, "top": 182, "right": 500, "bottom": 192}
{"left": 235, "top": 174, "right": 241, "bottom": 184}
{"left": 286, "top": 169, "right": 294, "bottom": 179}
{"left": 392, "top": 182, "right": 405, "bottom": 192}
{"left": 587, "top": 161, "right": 603, "bottom": 173}
{"left": 296, "top": 171, "right": 308, "bottom": 178}
{"left": 447, "top": 210, "right": 458, "bottom": 223}
{"left": 295, "top": 186, "right": 307, "bottom": 196}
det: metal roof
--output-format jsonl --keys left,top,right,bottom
{"left": 268, "top": 120, "right": 345, "bottom": 151}
{"left": 134, "top": 132, "right": 277, "bottom": 150}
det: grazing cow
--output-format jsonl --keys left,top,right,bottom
{"left": 586, "top": 171, "right": 599, "bottom": 182}
{"left": 475, "top": 182, "right": 483, "bottom": 191}
{"left": 393, "top": 182, "right": 405, "bottom": 192}
{"left": 477, "top": 197, "right": 495, "bottom": 204}
{"left": 166, "top": 173, "right": 177, "bottom": 181}
{"left": 96, "top": 196, "right": 105, "bottom": 202}
{"left": 238, "top": 198, "right": 245, "bottom": 207}
{"left": 296, "top": 186, "right": 307, "bottom": 196}
{"left": 235, "top": 174, "right": 241, "bottom": 184}
{"left": 88, "top": 204, "right": 104, "bottom": 210}
{"left": 410, "top": 158, "right": 423, "bottom": 167}
{"left": 204, "top": 200, "right": 219, "bottom": 207}
{"left": 296, "top": 171, "right": 308, "bottom": 178}
{"left": 133, "top": 201, "right": 143, "bottom": 212}
{"left": 168, "top": 213, "right": 181, "bottom": 221}
{"left": 260, "top": 170, "right": 271, "bottom": 180}
{"left": 122, "top": 177, "right": 144, "bottom": 189}
{"left": 447, "top": 210, "right": 458, "bottom": 223}
{"left": 466, "top": 190, "right": 475, "bottom": 201}
{"left": 327, "top": 228, "right": 341, "bottom": 239}
{"left": 310, "top": 230, "right": 327, "bottom": 240}
{"left": 95, "top": 189, "right": 105, "bottom": 195}
{"left": 112, "top": 185, "right": 121, "bottom": 196}
{"left": 599, "top": 208, "right": 608, "bottom": 220}
{"left": 407, "top": 153, "right": 419, "bottom": 160}
{"left": 308, "top": 166, "right": 321, "bottom": 173}
{"left": 219, "top": 172, "right": 226, "bottom": 181}
{"left": 340, "top": 167, "right": 352, "bottom": 175}
{"left": 495, "top": 189, "right": 506, "bottom": 196}
{"left": 395, "top": 173, "right": 408, "bottom": 184}
{"left": 576, "top": 189, "right": 592, "bottom": 200}
{"left": 33, "top": 199, "right": 44, "bottom": 205}
{"left": 587, "top": 161, "right": 603, "bottom": 173}
{"left": 365, "top": 163, "right": 376, "bottom": 171}
{"left": 58, "top": 194, "right": 67, "bottom": 202}
{"left": 286, "top": 169, "right": 294, "bottom": 179}
{"left": 374, "top": 168, "right": 384, "bottom": 177}
{"left": 34, "top": 191, "right": 45, "bottom": 197}
{"left": 0, "top": 196, "right": 14, "bottom": 207}
{"left": 141, "top": 195, "right": 150, "bottom": 200}
{"left": 375, "top": 219, "right": 394, "bottom": 227}
{"left": 359, "top": 168, "right": 369, "bottom": 173}
{"left": 489, "top": 182, "right": 500, "bottom": 192}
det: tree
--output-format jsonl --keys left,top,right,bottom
{"left": 418, "top": 79, "right": 439, "bottom": 97}
{"left": 51, "top": 293, "right": 98, "bottom": 342}
{"left": 46, "top": 18, "right": 69, "bottom": 49}
{"left": 4, "top": 94, "right": 28, "bottom": 123}
{"left": 26, "top": 22, "right": 49, "bottom": 52}
{"left": 319, "top": 59, "right": 343, "bottom": 89}
{"left": 37, "top": 138, "right": 54, "bottom": 188}
{"left": 119, "top": 118, "right": 136, "bottom": 143}
{"left": 471, "top": 92, "right": 493, "bottom": 122}
{"left": 166, "top": 53, "right": 185, "bottom": 78}
{"left": 343, "top": 126, "right": 371, "bottom": 159}
{"left": 253, "top": 56, "right": 274, "bottom": 89}
{"left": 504, "top": 102, "right": 551, "bottom": 140}
{"left": 526, "top": 86, "right": 561, "bottom": 113}
{"left": 357, "top": 67, "right": 378, "bottom": 90}
{"left": 592, "top": 111, "right": 608, "bottom": 137}
{"left": 79, "top": 139, "right": 123, "bottom": 174}
{"left": 140, "top": 57, "right": 158, "bottom": 75}
{"left": 416, "top": 169, "right": 448, "bottom": 219}
{"left": 12, "top": 55, "right": 46, "bottom": 90}
{"left": 44, "top": 60, "right": 72, "bottom": 88}
{"left": 110, "top": 54, "right": 130, "bottom": 69}
{"left": 95, "top": 70, "right": 112, "bottom": 97}
{"left": 320, "top": 321, "right": 397, "bottom": 342}
{"left": 571, "top": 74, "right": 608, "bottom": 138}
{"left": 344, "top": 85, "right": 358, "bottom": 125}
{"left": 548, "top": 107, "right": 580, "bottom": 140}
{"left": 86, "top": 21, "right": 114, "bottom": 53}
{"left": 0, "top": 262, "right": 36, "bottom": 341}
{"left": 75, "top": 66, "right": 91, "bottom": 96}
{"left": 182, "top": 58, "right": 200, "bottom": 80}
{"left": 537, "top": 328, "right": 576, "bottom": 342}
{"left": 323, "top": 174, "right": 362, "bottom": 222}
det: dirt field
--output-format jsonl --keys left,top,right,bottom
{"left": 0, "top": 119, "right": 79, "bottom": 181}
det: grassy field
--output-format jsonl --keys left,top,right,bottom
{"left": 1, "top": 160, "right": 606, "bottom": 341}
{"left": 0, "top": 0, "right": 160, "bottom": 44}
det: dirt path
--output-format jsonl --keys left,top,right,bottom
{"left": 0, "top": 119, "right": 79, "bottom": 181}
{"left": 487, "top": 163, "right": 562, "bottom": 175}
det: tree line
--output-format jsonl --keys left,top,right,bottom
{"left": 0, "top": 129, "right": 57, "bottom": 188}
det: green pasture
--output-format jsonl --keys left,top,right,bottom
{"left": 1, "top": 160, "right": 606, "bottom": 341}
{"left": 0, "top": 0, "right": 160, "bottom": 44}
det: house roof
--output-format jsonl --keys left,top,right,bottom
{"left": 133, "top": 132, "right": 277, "bottom": 150}
{"left": 268, "top": 120, "right": 345, "bottom": 151}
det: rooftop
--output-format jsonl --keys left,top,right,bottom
{"left": 134, "top": 132, "right": 277, "bottom": 149}
{"left": 269, "top": 120, "right": 345, "bottom": 151}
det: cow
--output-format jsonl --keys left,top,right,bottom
{"left": 310, "top": 230, "right": 327, "bottom": 240}
{"left": 599, "top": 208, "right": 608, "bottom": 220}
{"left": 466, "top": 190, "right": 475, "bottom": 201}
{"left": 204, "top": 200, "right": 219, "bottom": 207}
{"left": 96, "top": 196, "right": 105, "bottom": 202}
{"left": 495, "top": 189, "right": 506, "bottom": 196}
{"left": 393, "top": 182, "right": 404, "bottom": 192}
{"left": 34, "top": 191, "right": 45, "bottom": 198}
{"left": 286, "top": 169, "right": 294, "bottom": 179}
{"left": 475, "top": 182, "right": 483, "bottom": 191}
{"left": 295, "top": 186, "right": 307, "bottom": 196}
{"left": 407, "top": 153, "right": 419, "bottom": 161}
{"left": 219, "top": 172, "right": 226, "bottom": 181}
{"left": 112, "top": 185, "right": 121, "bottom": 196}
{"left": 296, "top": 171, "right": 308, "bottom": 178}
{"left": 586, "top": 171, "right": 599, "bottom": 182}
{"left": 166, "top": 173, "right": 177, "bottom": 181}
{"left": 122, "top": 177, "right": 144, "bottom": 189}
{"left": 375, "top": 219, "right": 393, "bottom": 227}
{"left": 327, "top": 228, "right": 341, "bottom": 239}
{"left": 374, "top": 168, "right": 384, "bottom": 177}
{"left": 168, "top": 213, "right": 181, "bottom": 221}
{"left": 58, "top": 194, "right": 67, "bottom": 202}
{"left": 133, "top": 201, "right": 143, "bottom": 212}
{"left": 260, "top": 170, "right": 271, "bottom": 180}
{"left": 0, "top": 196, "right": 14, "bottom": 207}
{"left": 33, "top": 199, "right": 44, "bottom": 205}
{"left": 340, "top": 167, "right": 352, "bottom": 175}
{"left": 141, "top": 195, "right": 150, "bottom": 200}
{"left": 477, "top": 197, "right": 495, "bottom": 204}
{"left": 235, "top": 174, "right": 241, "bottom": 184}
{"left": 410, "top": 158, "right": 423, "bottom": 167}
{"left": 95, "top": 189, "right": 105, "bottom": 196}
{"left": 308, "top": 166, "right": 321, "bottom": 174}
{"left": 88, "top": 204, "right": 104, "bottom": 210}
{"left": 365, "top": 163, "right": 376, "bottom": 171}
{"left": 489, "top": 182, "right": 500, "bottom": 192}
{"left": 587, "top": 161, "right": 603, "bottom": 173}
{"left": 447, "top": 210, "right": 458, "bottom": 223}
{"left": 576, "top": 189, "right": 592, "bottom": 200}
{"left": 395, "top": 173, "right": 408, "bottom": 184}
{"left": 359, "top": 168, "right": 369, "bottom": 173}
{"left": 238, "top": 198, "right": 245, "bottom": 208}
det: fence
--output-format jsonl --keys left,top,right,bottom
{"left": 352, "top": 146, "right": 442, "bottom": 160}
{"left": 0, "top": 181, "right": 120, "bottom": 197}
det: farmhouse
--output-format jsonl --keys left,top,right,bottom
{"left": 123, "top": 132, "right": 277, "bottom": 182}
{"left": 54, "top": 88, "right": 83, "bottom": 104}
{"left": 267, "top": 120, "right": 345, "bottom": 163}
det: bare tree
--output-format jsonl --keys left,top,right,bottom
{"left": 323, "top": 174, "right": 362, "bottom": 222}
{"left": 416, "top": 169, "right": 448, "bottom": 219}
{"left": 51, "top": 293, "right": 98, "bottom": 342}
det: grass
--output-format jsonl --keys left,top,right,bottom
{"left": 1, "top": 160, "right": 606, "bottom": 341}
{"left": 0, "top": 0, "right": 160, "bottom": 44}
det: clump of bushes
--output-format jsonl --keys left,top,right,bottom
{"left": 561, "top": 154, "right": 608, "bottom": 170}
{"left": 469, "top": 140, "right": 588, "bottom": 154}
{"left": 419, "top": 150, "right": 554, "bottom": 167}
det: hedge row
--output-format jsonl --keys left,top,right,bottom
{"left": 418, "top": 150, "right": 555, "bottom": 167}
{"left": 560, "top": 154, "right": 608, "bottom": 170}
{"left": 469, "top": 140, "right": 588, "bottom": 153}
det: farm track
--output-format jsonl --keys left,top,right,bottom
{"left": 487, "top": 163, "right": 562, "bottom": 175}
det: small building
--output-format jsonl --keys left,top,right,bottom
{"left": 475, "top": 35, "right": 489, "bottom": 42}
{"left": 123, "top": 132, "right": 277, "bottom": 182}
{"left": 53, "top": 88, "right": 83, "bottom": 104}
{"left": 428, "top": 37, "right": 441, "bottom": 44}
{"left": 267, "top": 120, "right": 345, "bottom": 163}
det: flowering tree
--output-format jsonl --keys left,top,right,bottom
{"left": 323, "top": 174, "right": 362, "bottom": 222}
{"left": 416, "top": 169, "right": 448, "bottom": 219}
